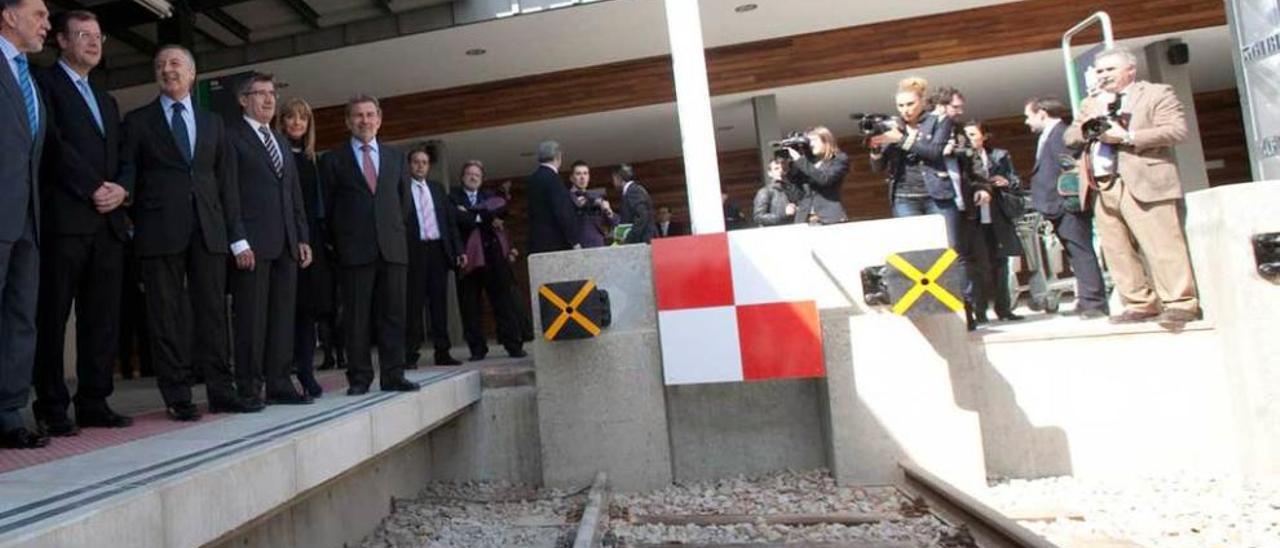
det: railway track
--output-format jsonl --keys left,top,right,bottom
{"left": 897, "top": 461, "right": 1057, "bottom": 548}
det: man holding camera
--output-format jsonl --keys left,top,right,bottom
{"left": 568, "top": 160, "right": 616, "bottom": 248}
{"left": 1065, "top": 47, "right": 1200, "bottom": 326}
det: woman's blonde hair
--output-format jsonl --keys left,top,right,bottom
{"left": 897, "top": 76, "right": 929, "bottom": 98}
{"left": 276, "top": 97, "right": 316, "bottom": 160}
{"left": 806, "top": 125, "right": 840, "bottom": 162}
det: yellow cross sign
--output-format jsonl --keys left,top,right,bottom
{"left": 539, "top": 280, "right": 603, "bottom": 340}
{"left": 886, "top": 249, "right": 964, "bottom": 315}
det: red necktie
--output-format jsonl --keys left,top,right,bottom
{"left": 361, "top": 144, "right": 377, "bottom": 194}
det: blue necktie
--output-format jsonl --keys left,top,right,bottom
{"left": 13, "top": 55, "right": 38, "bottom": 137}
{"left": 170, "top": 102, "right": 192, "bottom": 163}
{"left": 75, "top": 78, "right": 104, "bottom": 134}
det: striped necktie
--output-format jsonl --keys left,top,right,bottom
{"left": 259, "top": 126, "right": 282, "bottom": 179}
{"left": 13, "top": 55, "right": 38, "bottom": 137}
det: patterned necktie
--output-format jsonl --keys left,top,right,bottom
{"left": 416, "top": 183, "right": 440, "bottom": 240}
{"left": 170, "top": 102, "right": 192, "bottom": 163}
{"left": 360, "top": 144, "right": 377, "bottom": 193}
{"left": 75, "top": 78, "right": 104, "bottom": 134}
{"left": 259, "top": 126, "right": 282, "bottom": 179}
{"left": 13, "top": 55, "right": 38, "bottom": 136}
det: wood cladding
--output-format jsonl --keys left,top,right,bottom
{"left": 312, "top": 0, "right": 1226, "bottom": 147}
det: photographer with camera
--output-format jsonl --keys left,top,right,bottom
{"left": 753, "top": 159, "right": 797, "bottom": 227}
{"left": 964, "top": 121, "right": 1025, "bottom": 323}
{"left": 567, "top": 160, "right": 617, "bottom": 248}
{"left": 1064, "top": 47, "right": 1200, "bottom": 326}
{"left": 779, "top": 126, "right": 849, "bottom": 225}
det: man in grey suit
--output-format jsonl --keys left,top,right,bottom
{"left": 612, "top": 164, "right": 656, "bottom": 244}
{"left": 228, "top": 73, "right": 313, "bottom": 406}
{"left": 0, "top": 0, "right": 50, "bottom": 449}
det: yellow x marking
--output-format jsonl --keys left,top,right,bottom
{"left": 886, "top": 249, "right": 964, "bottom": 315}
{"left": 539, "top": 280, "right": 602, "bottom": 340}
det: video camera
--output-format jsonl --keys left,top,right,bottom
{"left": 1081, "top": 93, "right": 1126, "bottom": 142}
{"left": 769, "top": 131, "right": 812, "bottom": 160}
{"left": 570, "top": 188, "right": 608, "bottom": 213}
{"left": 850, "top": 113, "right": 900, "bottom": 137}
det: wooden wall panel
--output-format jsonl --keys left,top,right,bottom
{"left": 313, "top": 0, "right": 1227, "bottom": 147}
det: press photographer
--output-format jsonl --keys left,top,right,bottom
{"left": 869, "top": 77, "right": 956, "bottom": 219}
{"left": 774, "top": 126, "right": 849, "bottom": 225}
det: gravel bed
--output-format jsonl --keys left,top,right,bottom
{"left": 608, "top": 469, "right": 964, "bottom": 546}
{"left": 360, "top": 480, "right": 586, "bottom": 548}
{"left": 984, "top": 475, "right": 1280, "bottom": 547}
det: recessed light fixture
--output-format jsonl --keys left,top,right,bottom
{"left": 465, "top": 48, "right": 487, "bottom": 56}
{"left": 716, "top": 125, "right": 734, "bottom": 132}
{"left": 734, "top": 3, "right": 757, "bottom": 13}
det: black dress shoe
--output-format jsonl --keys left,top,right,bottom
{"left": 77, "top": 408, "right": 134, "bottom": 429}
{"left": 467, "top": 353, "right": 487, "bottom": 362}
{"left": 208, "top": 397, "right": 265, "bottom": 414}
{"left": 0, "top": 427, "right": 50, "bottom": 449}
{"left": 435, "top": 353, "right": 461, "bottom": 366}
{"left": 996, "top": 312, "right": 1024, "bottom": 322}
{"left": 37, "top": 416, "right": 80, "bottom": 437}
{"left": 380, "top": 378, "right": 420, "bottom": 392}
{"left": 301, "top": 379, "right": 324, "bottom": 399}
{"left": 347, "top": 384, "right": 370, "bottom": 396}
{"left": 266, "top": 391, "right": 314, "bottom": 405}
{"left": 166, "top": 402, "right": 202, "bottom": 422}
{"left": 506, "top": 348, "right": 528, "bottom": 359}
{"left": 405, "top": 352, "right": 420, "bottom": 368}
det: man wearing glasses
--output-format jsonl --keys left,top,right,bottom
{"left": 31, "top": 10, "right": 133, "bottom": 437}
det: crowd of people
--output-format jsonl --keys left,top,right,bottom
{"left": 0, "top": 0, "right": 1203, "bottom": 451}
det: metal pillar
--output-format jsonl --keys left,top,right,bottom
{"left": 1144, "top": 38, "right": 1210, "bottom": 192}
{"left": 752, "top": 95, "right": 781, "bottom": 185}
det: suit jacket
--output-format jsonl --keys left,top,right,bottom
{"left": 449, "top": 186, "right": 508, "bottom": 265}
{"left": 321, "top": 141, "right": 412, "bottom": 267}
{"left": 620, "top": 181, "right": 656, "bottom": 244}
{"left": 789, "top": 151, "right": 849, "bottom": 224}
{"left": 227, "top": 119, "right": 308, "bottom": 261}
{"left": 34, "top": 65, "right": 125, "bottom": 241}
{"left": 1065, "top": 81, "right": 1188, "bottom": 203}
{"left": 1029, "top": 122, "right": 1071, "bottom": 218}
{"left": 872, "top": 113, "right": 954, "bottom": 203}
{"left": 0, "top": 56, "right": 45, "bottom": 243}
{"left": 407, "top": 178, "right": 462, "bottom": 262}
{"left": 119, "top": 99, "right": 243, "bottom": 257}
{"left": 753, "top": 182, "right": 792, "bottom": 227}
{"left": 974, "top": 147, "right": 1024, "bottom": 257}
{"left": 525, "top": 165, "right": 579, "bottom": 254}
{"left": 656, "top": 220, "right": 686, "bottom": 238}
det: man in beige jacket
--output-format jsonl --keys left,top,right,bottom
{"left": 1065, "top": 47, "right": 1200, "bottom": 326}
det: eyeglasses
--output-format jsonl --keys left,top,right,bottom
{"left": 70, "top": 31, "right": 107, "bottom": 45}
{"left": 242, "top": 90, "right": 280, "bottom": 100}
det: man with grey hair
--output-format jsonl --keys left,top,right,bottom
{"left": 320, "top": 94, "right": 419, "bottom": 394}
{"left": 525, "top": 140, "right": 581, "bottom": 254}
{"left": 119, "top": 44, "right": 250, "bottom": 420}
{"left": 1065, "top": 46, "right": 1201, "bottom": 327}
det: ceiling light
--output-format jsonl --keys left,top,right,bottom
{"left": 133, "top": 0, "right": 174, "bottom": 18}
{"left": 734, "top": 3, "right": 757, "bottom": 13}
{"left": 466, "top": 48, "right": 487, "bottom": 56}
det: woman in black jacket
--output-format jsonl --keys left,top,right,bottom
{"left": 964, "top": 121, "right": 1026, "bottom": 322}
{"left": 785, "top": 126, "right": 849, "bottom": 224}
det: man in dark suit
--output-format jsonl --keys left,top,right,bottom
{"left": 656, "top": 206, "right": 686, "bottom": 237}
{"left": 0, "top": 0, "right": 50, "bottom": 449}
{"left": 32, "top": 10, "right": 132, "bottom": 436}
{"left": 404, "top": 147, "right": 462, "bottom": 367}
{"left": 451, "top": 160, "right": 525, "bottom": 361}
{"left": 228, "top": 73, "right": 313, "bottom": 405}
{"left": 320, "top": 94, "right": 418, "bottom": 394}
{"left": 1024, "top": 96, "right": 1107, "bottom": 318}
{"left": 525, "top": 140, "right": 580, "bottom": 254}
{"left": 612, "top": 164, "right": 656, "bottom": 244}
{"left": 119, "top": 45, "right": 254, "bottom": 421}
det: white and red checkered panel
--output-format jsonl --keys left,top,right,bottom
{"left": 652, "top": 230, "right": 825, "bottom": 385}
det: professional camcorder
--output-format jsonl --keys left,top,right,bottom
{"left": 850, "top": 113, "right": 900, "bottom": 137}
{"left": 769, "top": 132, "right": 812, "bottom": 160}
{"left": 1081, "top": 93, "right": 1126, "bottom": 142}
{"left": 571, "top": 188, "right": 608, "bottom": 213}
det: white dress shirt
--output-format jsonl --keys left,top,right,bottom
{"left": 351, "top": 137, "right": 380, "bottom": 177}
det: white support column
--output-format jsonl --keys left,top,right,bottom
{"left": 1144, "top": 38, "right": 1210, "bottom": 193}
{"left": 752, "top": 95, "right": 781, "bottom": 185}
{"left": 663, "top": 0, "right": 725, "bottom": 234}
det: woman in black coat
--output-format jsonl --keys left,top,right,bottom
{"left": 785, "top": 126, "right": 850, "bottom": 225}
{"left": 278, "top": 98, "right": 334, "bottom": 397}
{"left": 964, "top": 121, "right": 1025, "bottom": 322}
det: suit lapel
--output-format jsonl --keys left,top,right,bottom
{"left": 55, "top": 67, "right": 105, "bottom": 139}
{"left": 0, "top": 59, "right": 32, "bottom": 140}
{"left": 238, "top": 120, "right": 279, "bottom": 181}
{"left": 343, "top": 144, "right": 371, "bottom": 194}
{"left": 376, "top": 146, "right": 394, "bottom": 196}
{"left": 147, "top": 100, "right": 184, "bottom": 163}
